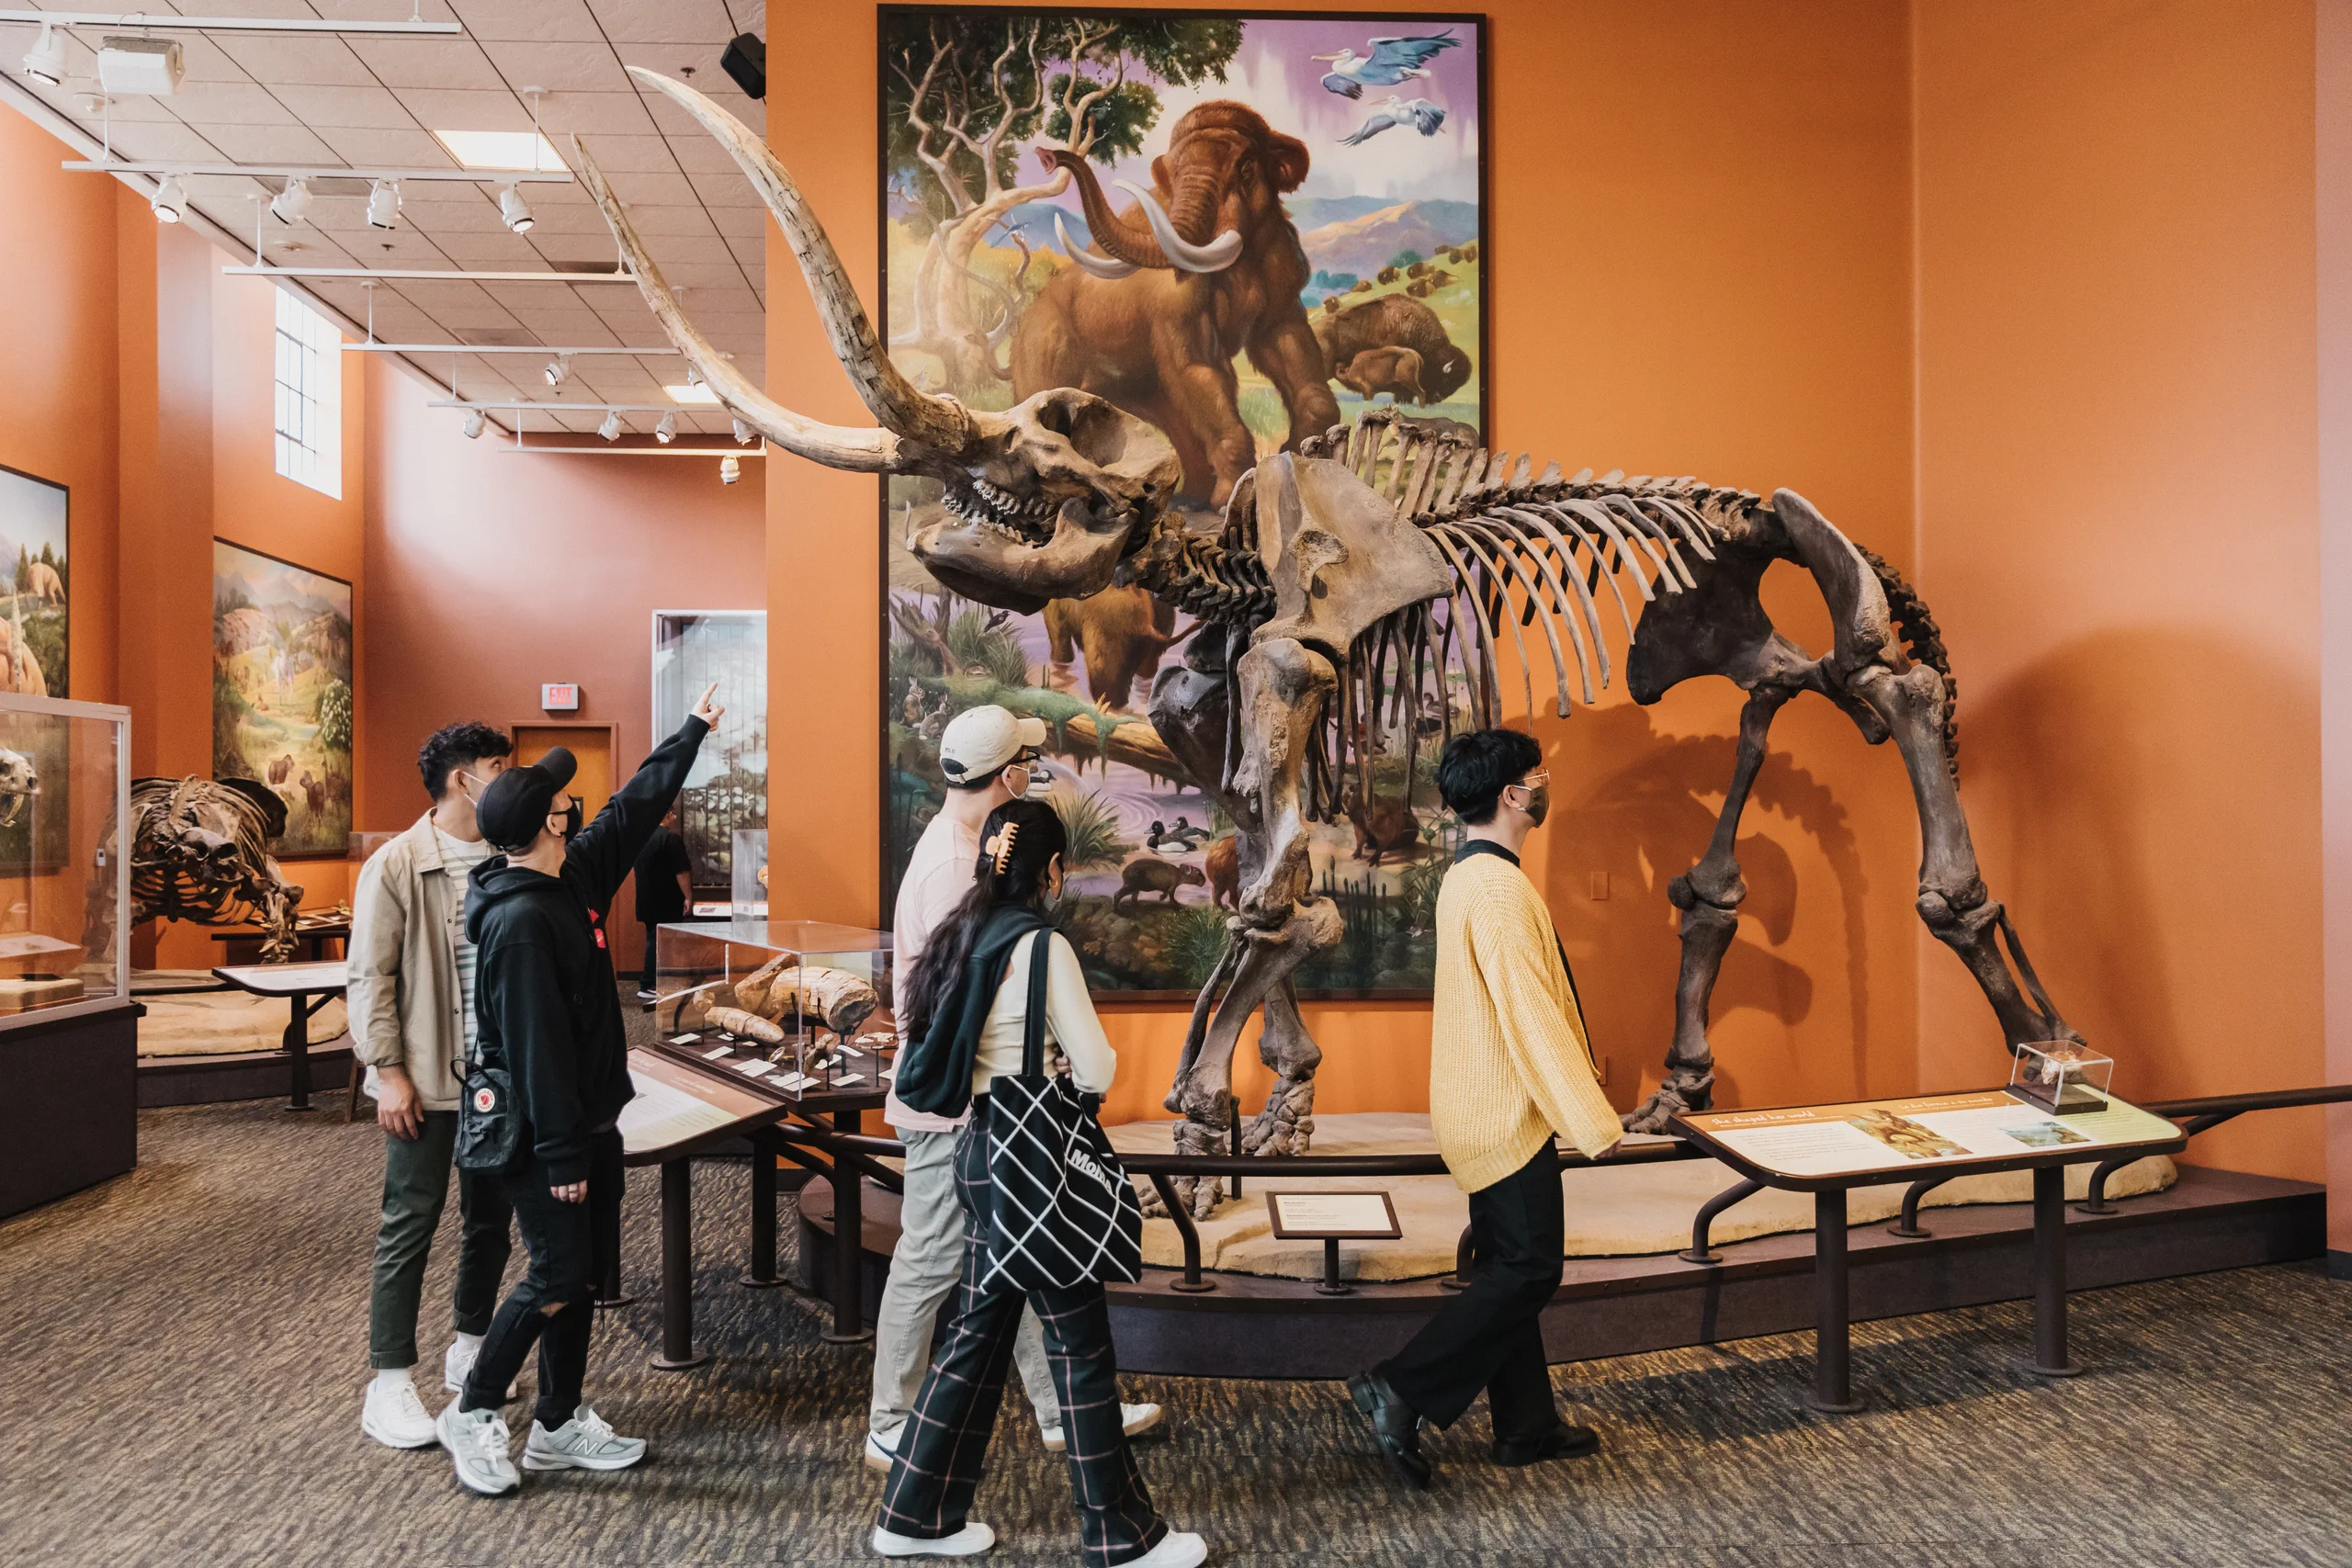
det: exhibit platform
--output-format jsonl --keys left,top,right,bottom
{"left": 797, "top": 1115, "right": 2323, "bottom": 1380}
{"left": 131, "top": 976, "right": 353, "bottom": 1108}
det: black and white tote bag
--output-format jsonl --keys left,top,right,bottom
{"left": 980, "top": 930, "right": 1145, "bottom": 1291}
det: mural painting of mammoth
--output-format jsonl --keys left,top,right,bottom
{"left": 1020, "top": 100, "right": 1340, "bottom": 506}
{"left": 1313, "top": 293, "right": 1473, "bottom": 408}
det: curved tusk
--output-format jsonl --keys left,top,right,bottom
{"left": 1112, "top": 179, "right": 1242, "bottom": 273}
{"left": 574, "top": 141, "right": 896, "bottom": 473}
{"left": 1052, "top": 210, "right": 1140, "bottom": 279}
{"left": 623, "top": 67, "right": 969, "bottom": 457}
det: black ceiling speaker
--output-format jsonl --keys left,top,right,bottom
{"left": 721, "top": 32, "right": 765, "bottom": 100}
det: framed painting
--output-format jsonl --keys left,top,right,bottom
{"left": 211, "top": 540, "right": 354, "bottom": 859}
{"left": 652, "top": 610, "right": 767, "bottom": 896}
{"left": 878, "top": 7, "right": 1486, "bottom": 996}
{"left": 0, "top": 463, "right": 69, "bottom": 700}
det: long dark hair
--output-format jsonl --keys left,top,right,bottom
{"left": 899, "top": 798, "right": 1068, "bottom": 1037}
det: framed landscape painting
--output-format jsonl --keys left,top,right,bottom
{"left": 878, "top": 7, "right": 1486, "bottom": 996}
{"left": 211, "top": 540, "right": 354, "bottom": 859}
{"left": 0, "top": 462, "right": 69, "bottom": 700}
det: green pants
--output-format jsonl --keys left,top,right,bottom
{"left": 368, "top": 1109, "right": 515, "bottom": 1370}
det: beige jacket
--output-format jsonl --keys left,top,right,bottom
{"left": 346, "top": 813, "right": 476, "bottom": 1111}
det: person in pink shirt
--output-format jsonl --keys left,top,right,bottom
{"left": 864, "top": 705, "right": 1164, "bottom": 1469}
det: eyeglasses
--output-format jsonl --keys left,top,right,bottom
{"left": 1512, "top": 771, "right": 1551, "bottom": 790}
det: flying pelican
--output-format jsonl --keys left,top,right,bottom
{"left": 1339, "top": 96, "right": 1447, "bottom": 146}
{"left": 1311, "top": 28, "right": 1460, "bottom": 98}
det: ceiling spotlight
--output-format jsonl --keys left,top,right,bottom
{"left": 731, "top": 418, "right": 753, "bottom": 446}
{"left": 655, "top": 411, "right": 676, "bottom": 445}
{"left": 543, "top": 354, "right": 571, "bottom": 388}
{"left": 268, "top": 176, "right": 311, "bottom": 225}
{"left": 498, "top": 183, "right": 534, "bottom": 233}
{"left": 719, "top": 455, "right": 741, "bottom": 485}
{"left": 366, "top": 178, "right": 401, "bottom": 230}
{"left": 597, "top": 409, "right": 621, "bottom": 442}
{"left": 684, "top": 364, "right": 704, "bottom": 389}
{"left": 23, "top": 23, "right": 65, "bottom": 85}
{"left": 461, "top": 408, "right": 486, "bottom": 439}
{"left": 150, "top": 174, "right": 185, "bottom": 224}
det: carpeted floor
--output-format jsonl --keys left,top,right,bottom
{"left": 2, "top": 1100, "right": 2348, "bottom": 1568}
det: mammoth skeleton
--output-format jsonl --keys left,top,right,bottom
{"left": 583, "top": 72, "right": 2082, "bottom": 1216}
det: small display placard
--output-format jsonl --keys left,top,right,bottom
{"left": 1264, "top": 1190, "right": 1403, "bottom": 1240}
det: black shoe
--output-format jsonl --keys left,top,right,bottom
{"left": 1347, "top": 1371, "right": 1432, "bottom": 1489}
{"left": 1493, "top": 1423, "right": 1600, "bottom": 1466}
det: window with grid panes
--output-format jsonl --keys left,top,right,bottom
{"left": 273, "top": 288, "right": 341, "bottom": 499}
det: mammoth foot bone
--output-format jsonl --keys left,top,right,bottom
{"left": 1622, "top": 1065, "right": 1716, "bottom": 1135}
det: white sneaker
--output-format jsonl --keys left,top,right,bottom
{"left": 871, "top": 1522, "right": 995, "bottom": 1558}
{"left": 1128, "top": 1532, "right": 1206, "bottom": 1568}
{"left": 1039, "top": 1401, "right": 1165, "bottom": 1452}
{"left": 443, "top": 1338, "right": 517, "bottom": 1401}
{"left": 522, "top": 1404, "right": 648, "bottom": 1472}
{"left": 361, "top": 1376, "right": 438, "bottom": 1450}
{"left": 435, "top": 1402, "right": 518, "bottom": 1496}
{"left": 864, "top": 1424, "right": 906, "bottom": 1473}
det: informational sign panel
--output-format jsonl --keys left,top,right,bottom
{"left": 1680, "top": 1089, "right": 2182, "bottom": 1181}
{"left": 1264, "top": 1190, "right": 1404, "bottom": 1240}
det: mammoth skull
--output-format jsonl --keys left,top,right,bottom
{"left": 577, "top": 70, "right": 1180, "bottom": 612}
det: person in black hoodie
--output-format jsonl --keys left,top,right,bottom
{"left": 433, "top": 684, "right": 720, "bottom": 1497}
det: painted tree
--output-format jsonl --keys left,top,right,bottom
{"left": 883, "top": 13, "right": 1242, "bottom": 392}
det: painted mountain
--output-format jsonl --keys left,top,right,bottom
{"left": 1297, "top": 198, "right": 1479, "bottom": 278}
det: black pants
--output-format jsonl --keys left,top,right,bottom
{"left": 1376, "top": 1143, "right": 1565, "bottom": 1438}
{"left": 876, "top": 1116, "right": 1166, "bottom": 1568}
{"left": 639, "top": 928, "right": 660, "bottom": 990}
{"left": 462, "top": 1128, "right": 623, "bottom": 1431}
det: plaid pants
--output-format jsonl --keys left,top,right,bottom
{"left": 876, "top": 1114, "right": 1166, "bottom": 1567}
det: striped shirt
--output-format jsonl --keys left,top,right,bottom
{"left": 434, "top": 828, "right": 494, "bottom": 1055}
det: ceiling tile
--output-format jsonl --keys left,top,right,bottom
{"left": 107, "top": 122, "right": 230, "bottom": 163}
{"left": 572, "top": 133, "right": 675, "bottom": 173}
{"left": 215, "top": 36, "right": 377, "bottom": 88}
{"left": 686, "top": 170, "right": 761, "bottom": 208}
{"left": 195, "top": 122, "right": 342, "bottom": 164}
{"left": 164, "top": 34, "right": 251, "bottom": 85}
{"left": 390, "top": 88, "right": 535, "bottom": 136}
{"left": 314, "top": 128, "right": 456, "bottom": 166}
{"left": 347, "top": 38, "right": 510, "bottom": 92}
{"left": 434, "top": 231, "right": 552, "bottom": 265}
{"left": 587, "top": 0, "right": 740, "bottom": 47}
{"left": 395, "top": 195, "right": 508, "bottom": 233}
{"left": 635, "top": 76, "right": 763, "bottom": 139}
{"left": 640, "top": 234, "right": 736, "bottom": 265}
{"left": 446, "top": 0, "right": 606, "bottom": 45}
{"left": 597, "top": 202, "right": 712, "bottom": 237}
{"left": 599, "top": 167, "right": 698, "bottom": 205}
{"left": 270, "top": 85, "right": 414, "bottom": 130}
{"left": 531, "top": 91, "right": 658, "bottom": 136}
{"left": 479, "top": 41, "right": 630, "bottom": 95}
{"left": 165, "top": 81, "right": 299, "bottom": 127}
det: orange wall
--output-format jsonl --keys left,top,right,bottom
{"left": 766, "top": 0, "right": 1927, "bottom": 1128}
{"left": 360, "top": 356, "right": 765, "bottom": 966}
{"left": 1914, "top": 0, "right": 2324, "bottom": 1181}
{"left": 0, "top": 109, "right": 119, "bottom": 705}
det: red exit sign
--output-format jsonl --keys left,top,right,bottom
{"left": 540, "top": 682, "right": 581, "bottom": 712}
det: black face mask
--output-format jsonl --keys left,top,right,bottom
{"left": 556, "top": 800, "right": 583, "bottom": 842}
{"left": 1518, "top": 784, "right": 1550, "bottom": 827}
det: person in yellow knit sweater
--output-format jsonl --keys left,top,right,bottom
{"left": 1347, "top": 728, "right": 1623, "bottom": 1489}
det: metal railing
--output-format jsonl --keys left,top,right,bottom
{"left": 770, "top": 1084, "right": 2352, "bottom": 1296}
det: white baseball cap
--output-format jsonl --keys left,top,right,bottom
{"left": 938, "top": 705, "right": 1048, "bottom": 786}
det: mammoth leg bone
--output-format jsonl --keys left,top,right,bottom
{"left": 1245, "top": 976, "right": 1321, "bottom": 1160}
{"left": 1161, "top": 637, "right": 1342, "bottom": 1218}
{"left": 1623, "top": 682, "right": 1796, "bottom": 1134}
{"left": 1841, "top": 660, "right": 2080, "bottom": 1053}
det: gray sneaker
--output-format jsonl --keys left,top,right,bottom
{"left": 523, "top": 1405, "right": 648, "bottom": 1472}
{"left": 435, "top": 1403, "right": 518, "bottom": 1496}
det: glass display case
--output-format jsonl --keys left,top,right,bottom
{"left": 2006, "top": 1040, "right": 2113, "bottom": 1115}
{"left": 0, "top": 694, "right": 129, "bottom": 1025}
{"left": 651, "top": 610, "right": 766, "bottom": 902}
{"left": 654, "top": 920, "right": 894, "bottom": 1098}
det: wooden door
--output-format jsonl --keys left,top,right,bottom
{"left": 511, "top": 723, "right": 617, "bottom": 822}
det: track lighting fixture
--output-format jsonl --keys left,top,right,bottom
{"left": 654, "top": 411, "right": 676, "bottom": 445}
{"left": 719, "top": 455, "right": 741, "bottom": 485}
{"left": 731, "top": 418, "right": 753, "bottom": 446}
{"left": 497, "top": 183, "right": 534, "bottom": 233}
{"left": 23, "top": 23, "right": 65, "bottom": 85}
{"left": 268, "top": 176, "right": 311, "bottom": 225}
{"left": 461, "top": 408, "right": 486, "bottom": 439}
{"left": 543, "top": 354, "right": 571, "bottom": 388}
{"left": 597, "top": 410, "right": 621, "bottom": 442}
{"left": 150, "top": 174, "right": 185, "bottom": 224}
{"left": 684, "top": 364, "right": 703, "bottom": 389}
{"left": 366, "top": 178, "right": 401, "bottom": 230}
